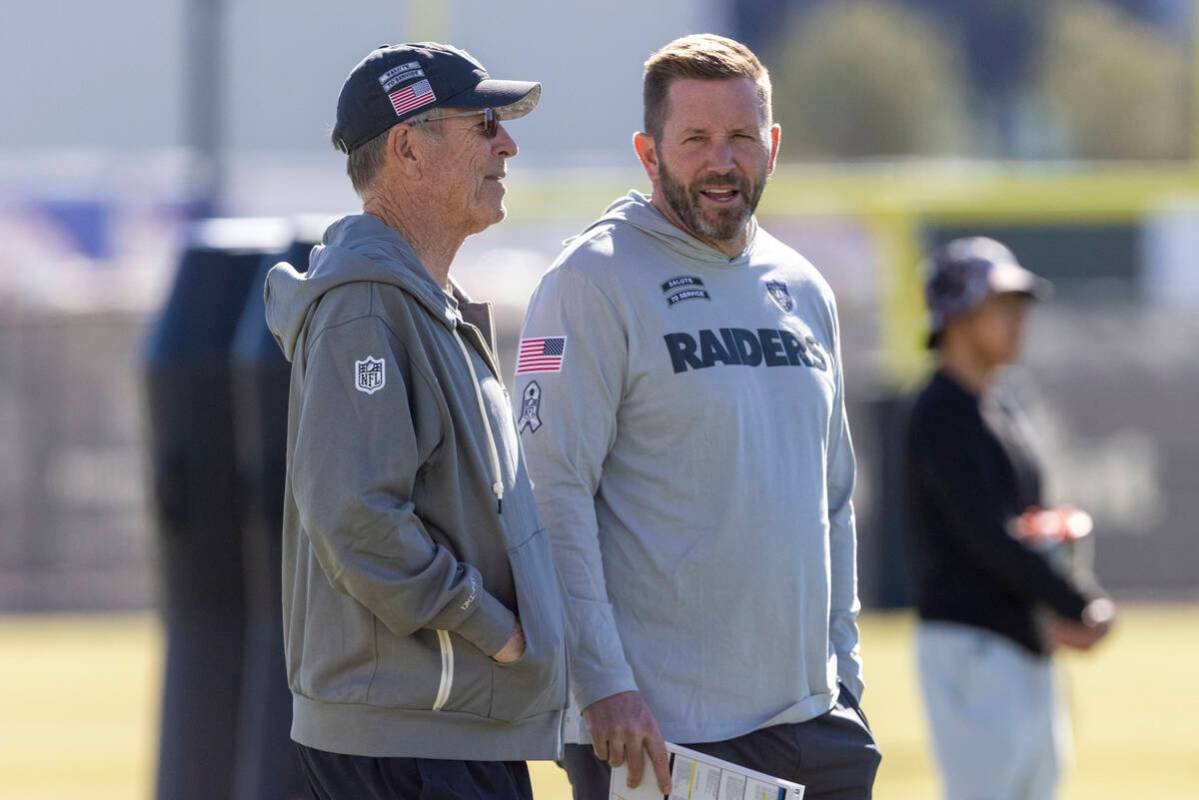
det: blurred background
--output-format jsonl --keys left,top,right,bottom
{"left": 1, "top": 1, "right": 1196, "bottom": 798}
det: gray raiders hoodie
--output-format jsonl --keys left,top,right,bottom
{"left": 265, "top": 213, "right": 566, "bottom": 759}
{"left": 515, "top": 192, "right": 862, "bottom": 745}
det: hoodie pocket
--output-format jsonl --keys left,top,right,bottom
{"left": 489, "top": 528, "right": 568, "bottom": 722}
{"left": 366, "top": 625, "right": 443, "bottom": 709}
{"left": 295, "top": 583, "right": 380, "bottom": 704}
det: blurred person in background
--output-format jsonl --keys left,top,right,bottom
{"left": 905, "top": 236, "right": 1117, "bottom": 800}
{"left": 263, "top": 43, "right": 566, "bottom": 800}
{"left": 516, "top": 34, "right": 880, "bottom": 800}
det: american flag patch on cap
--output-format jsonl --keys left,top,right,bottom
{"left": 389, "top": 79, "right": 436, "bottom": 117}
{"left": 515, "top": 336, "right": 567, "bottom": 374}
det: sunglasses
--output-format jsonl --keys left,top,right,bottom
{"left": 411, "top": 107, "right": 498, "bottom": 138}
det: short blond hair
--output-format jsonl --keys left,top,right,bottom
{"left": 643, "top": 33, "right": 773, "bottom": 139}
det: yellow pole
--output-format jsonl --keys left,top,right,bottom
{"left": 866, "top": 210, "right": 928, "bottom": 391}
{"left": 1193, "top": 1, "right": 1199, "bottom": 166}
{"left": 406, "top": 0, "right": 451, "bottom": 41}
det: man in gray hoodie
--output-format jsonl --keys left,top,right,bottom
{"left": 264, "top": 43, "right": 566, "bottom": 799}
{"left": 516, "top": 35, "right": 880, "bottom": 799}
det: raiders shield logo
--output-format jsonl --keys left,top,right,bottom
{"left": 354, "top": 356, "right": 385, "bottom": 395}
{"left": 766, "top": 280, "right": 794, "bottom": 313}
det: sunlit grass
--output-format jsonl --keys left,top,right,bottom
{"left": 1, "top": 606, "right": 1194, "bottom": 799}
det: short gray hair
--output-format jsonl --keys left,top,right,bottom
{"left": 336, "top": 109, "right": 443, "bottom": 196}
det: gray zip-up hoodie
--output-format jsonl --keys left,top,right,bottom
{"left": 515, "top": 192, "right": 862, "bottom": 745}
{"left": 265, "top": 213, "right": 566, "bottom": 759}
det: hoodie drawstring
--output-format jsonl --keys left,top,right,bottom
{"left": 452, "top": 328, "right": 504, "bottom": 514}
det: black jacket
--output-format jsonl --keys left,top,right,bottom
{"left": 904, "top": 370, "right": 1096, "bottom": 655}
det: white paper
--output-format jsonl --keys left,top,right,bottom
{"left": 609, "top": 742, "right": 804, "bottom": 800}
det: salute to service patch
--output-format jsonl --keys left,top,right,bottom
{"left": 378, "top": 61, "right": 425, "bottom": 91}
{"left": 662, "top": 275, "right": 711, "bottom": 306}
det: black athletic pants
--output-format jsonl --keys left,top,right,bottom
{"left": 563, "top": 685, "right": 881, "bottom": 800}
{"left": 295, "top": 743, "right": 533, "bottom": 800}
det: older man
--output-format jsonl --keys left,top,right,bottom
{"left": 264, "top": 43, "right": 566, "bottom": 800}
{"left": 515, "top": 34, "right": 881, "bottom": 799}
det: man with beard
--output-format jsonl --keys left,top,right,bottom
{"left": 514, "top": 34, "right": 880, "bottom": 800}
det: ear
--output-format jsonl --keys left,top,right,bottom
{"left": 766, "top": 123, "right": 781, "bottom": 175}
{"left": 388, "top": 124, "right": 423, "bottom": 179}
{"left": 633, "top": 131, "right": 661, "bottom": 184}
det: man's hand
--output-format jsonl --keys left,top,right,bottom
{"left": 491, "top": 621, "right": 526, "bottom": 663}
{"left": 582, "top": 691, "right": 672, "bottom": 794}
{"left": 1050, "top": 599, "right": 1116, "bottom": 652}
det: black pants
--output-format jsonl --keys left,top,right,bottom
{"left": 296, "top": 743, "right": 533, "bottom": 800}
{"left": 563, "top": 687, "right": 881, "bottom": 800}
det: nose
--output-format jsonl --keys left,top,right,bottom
{"left": 706, "top": 139, "right": 735, "bottom": 172}
{"left": 493, "top": 122, "right": 517, "bottom": 158}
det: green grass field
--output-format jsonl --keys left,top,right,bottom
{"left": 1, "top": 606, "right": 1194, "bottom": 799}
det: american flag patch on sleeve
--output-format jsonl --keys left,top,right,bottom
{"left": 515, "top": 336, "right": 567, "bottom": 374}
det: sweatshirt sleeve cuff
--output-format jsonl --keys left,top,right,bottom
{"left": 565, "top": 597, "right": 639, "bottom": 710}
{"left": 575, "top": 668, "right": 640, "bottom": 712}
{"left": 453, "top": 590, "right": 517, "bottom": 657}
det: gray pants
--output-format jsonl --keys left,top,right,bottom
{"left": 562, "top": 686, "right": 881, "bottom": 800}
{"left": 917, "top": 622, "right": 1069, "bottom": 800}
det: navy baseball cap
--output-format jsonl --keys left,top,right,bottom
{"left": 925, "top": 237, "right": 1052, "bottom": 348}
{"left": 332, "top": 42, "right": 541, "bottom": 153}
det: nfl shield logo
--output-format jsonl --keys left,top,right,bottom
{"left": 354, "top": 357, "right": 386, "bottom": 395}
{"left": 766, "top": 280, "right": 794, "bottom": 313}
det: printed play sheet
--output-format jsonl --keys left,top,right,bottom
{"left": 609, "top": 742, "right": 804, "bottom": 800}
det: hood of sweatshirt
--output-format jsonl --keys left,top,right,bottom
{"left": 577, "top": 190, "right": 759, "bottom": 267}
{"left": 265, "top": 213, "right": 462, "bottom": 362}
